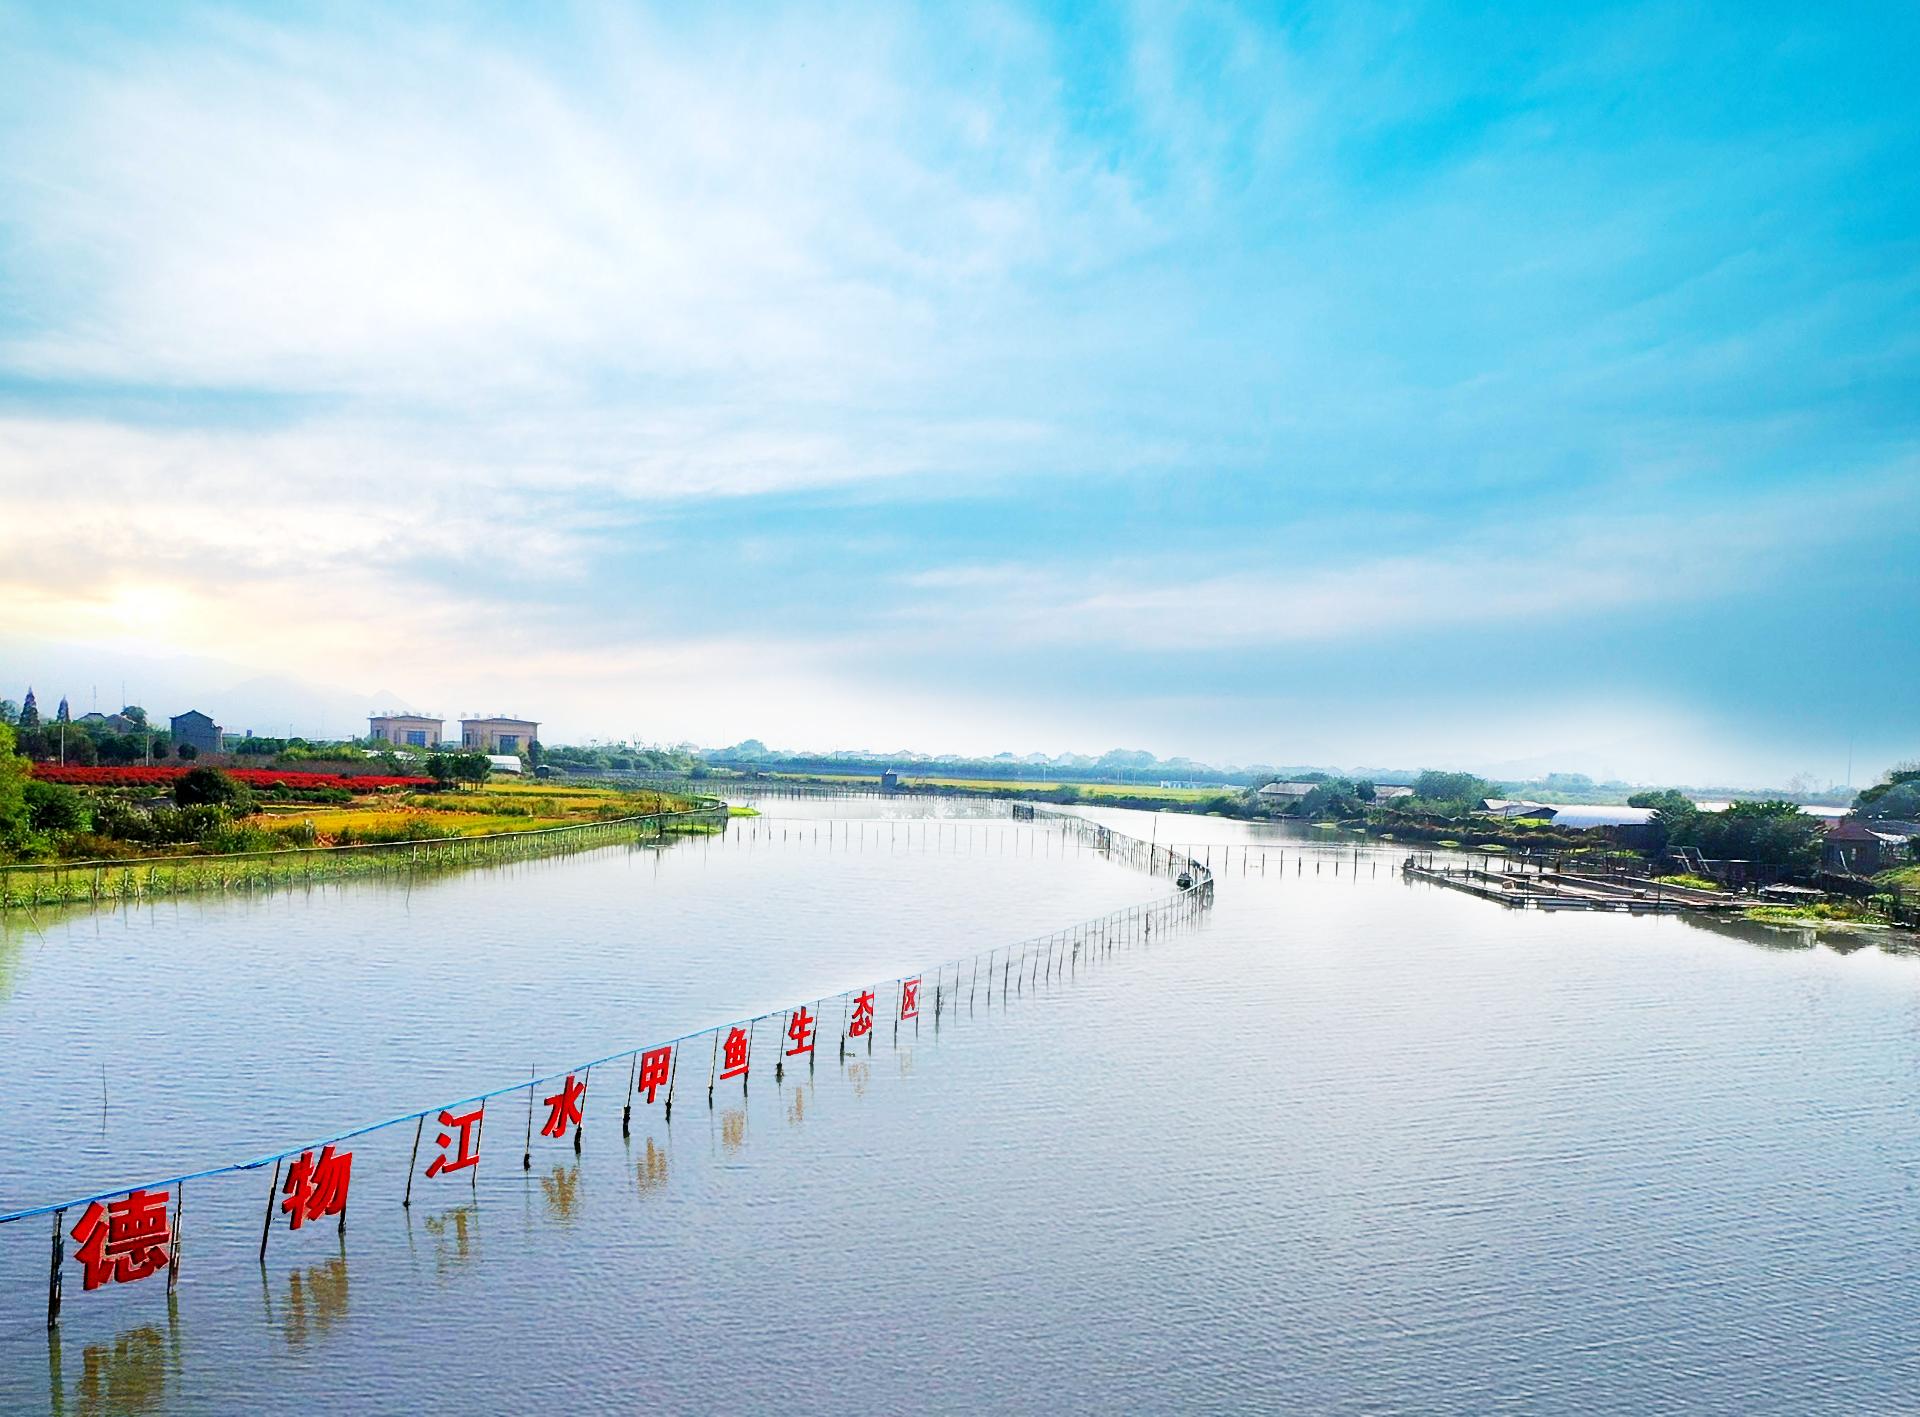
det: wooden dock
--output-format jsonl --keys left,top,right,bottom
{"left": 1403, "top": 859, "right": 1741, "bottom": 914}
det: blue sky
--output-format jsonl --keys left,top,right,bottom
{"left": 0, "top": 1, "right": 1914, "bottom": 784}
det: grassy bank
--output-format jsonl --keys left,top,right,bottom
{"left": 0, "top": 802, "right": 725, "bottom": 911}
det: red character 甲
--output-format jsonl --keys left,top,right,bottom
{"left": 637, "top": 1046, "right": 672, "bottom": 1104}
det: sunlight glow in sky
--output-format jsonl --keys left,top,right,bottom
{"left": 1, "top": 2, "right": 1914, "bottom": 784}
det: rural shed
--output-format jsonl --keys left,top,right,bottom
{"left": 1824, "top": 818, "right": 1891, "bottom": 874}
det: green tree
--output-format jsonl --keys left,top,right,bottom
{"left": 176, "top": 742, "right": 198, "bottom": 761}
{"left": 1671, "top": 800, "right": 1822, "bottom": 871}
{"left": 173, "top": 765, "right": 255, "bottom": 813}
{"left": 454, "top": 752, "right": 493, "bottom": 789}
{"left": 427, "top": 754, "right": 457, "bottom": 789}
{"left": 0, "top": 722, "right": 30, "bottom": 849}
{"left": 24, "top": 780, "right": 88, "bottom": 833}
{"left": 1411, "top": 770, "right": 1495, "bottom": 813}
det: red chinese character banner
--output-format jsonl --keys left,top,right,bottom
{"left": 719, "top": 1026, "right": 750, "bottom": 1081}
{"left": 786, "top": 1007, "right": 816, "bottom": 1056}
{"left": 282, "top": 1146, "right": 352, "bottom": 1231}
{"left": 71, "top": 1190, "right": 171, "bottom": 1291}
{"left": 638, "top": 1046, "right": 673, "bottom": 1104}
{"left": 425, "top": 1105, "right": 485, "bottom": 1178}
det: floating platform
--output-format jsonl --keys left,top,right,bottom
{"left": 1403, "top": 861, "right": 1739, "bottom": 913}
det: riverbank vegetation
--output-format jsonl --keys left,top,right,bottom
{"left": 0, "top": 726, "right": 698, "bottom": 865}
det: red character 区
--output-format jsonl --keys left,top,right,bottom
{"left": 425, "top": 1105, "right": 485, "bottom": 1177}
{"left": 281, "top": 1145, "right": 352, "bottom": 1230}
{"left": 70, "top": 1189, "right": 171, "bottom": 1291}
{"left": 899, "top": 978, "right": 920, "bottom": 1021}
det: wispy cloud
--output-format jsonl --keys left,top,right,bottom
{"left": 0, "top": 2, "right": 1914, "bottom": 778}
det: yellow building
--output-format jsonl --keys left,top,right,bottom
{"left": 459, "top": 716, "right": 539, "bottom": 754}
{"left": 369, "top": 714, "right": 444, "bottom": 748}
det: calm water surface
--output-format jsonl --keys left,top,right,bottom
{"left": 3, "top": 800, "right": 1919, "bottom": 1413}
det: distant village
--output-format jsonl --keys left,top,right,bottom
{"left": 0, "top": 689, "right": 540, "bottom": 775}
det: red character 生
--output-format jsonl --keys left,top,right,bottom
{"left": 786, "top": 1006, "right": 815, "bottom": 1056}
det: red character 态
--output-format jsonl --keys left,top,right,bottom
{"left": 638, "top": 1046, "right": 672, "bottom": 1104}
{"left": 848, "top": 991, "right": 875, "bottom": 1038}
{"left": 70, "top": 1189, "right": 171, "bottom": 1291}
{"left": 281, "top": 1145, "right": 352, "bottom": 1230}
{"left": 541, "top": 1074, "right": 586, "bottom": 1139}
{"left": 719, "top": 1026, "right": 750, "bottom": 1080}
{"left": 899, "top": 979, "right": 920, "bottom": 1021}
{"left": 786, "top": 1007, "right": 815, "bottom": 1056}
{"left": 425, "top": 1105, "right": 485, "bottom": 1177}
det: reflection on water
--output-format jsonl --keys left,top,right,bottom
{"left": 57, "top": 1308, "right": 180, "bottom": 1416}
{"left": 271, "top": 1256, "right": 349, "bottom": 1351}
{"left": 418, "top": 1206, "right": 478, "bottom": 1284}
{"left": 539, "top": 1165, "right": 580, "bottom": 1224}
{"left": 845, "top": 1061, "right": 870, "bottom": 1098}
{"left": 634, "top": 1138, "right": 668, "bottom": 1198}
{"left": 12, "top": 804, "right": 1920, "bottom": 1415}
{"left": 718, "top": 1108, "right": 746, "bottom": 1157}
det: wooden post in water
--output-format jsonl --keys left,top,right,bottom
{"left": 169, "top": 1185, "right": 184, "bottom": 1289}
{"left": 404, "top": 1115, "right": 424, "bottom": 1207}
{"left": 575, "top": 1065, "right": 591, "bottom": 1154}
{"left": 523, "top": 1071, "right": 536, "bottom": 1170}
{"left": 259, "top": 1159, "right": 283, "bottom": 1263}
{"left": 46, "top": 1208, "right": 65, "bottom": 1330}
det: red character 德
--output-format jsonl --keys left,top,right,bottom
{"left": 848, "top": 991, "right": 875, "bottom": 1038}
{"left": 786, "top": 1006, "right": 816, "bottom": 1056}
{"left": 70, "top": 1189, "right": 171, "bottom": 1291}
{"left": 638, "top": 1046, "right": 672, "bottom": 1104}
{"left": 281, "top": 1145, "right": 352, "bottom": 1230}
{"left": 719, "top": 1026, "right": 750, "bottom": 1080}
{"left": 425, "top": 1105, "right": 485, "bottom": 1177}
{"left": 899, "top": 979, "right": 920, "bottom": 1021}
{"left": 541, "top": 1074, "right": 586, "bottom": 1138}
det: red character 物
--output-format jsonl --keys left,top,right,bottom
{"left": 282, "top": 1145, "right": 352, "bottom": 1230}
